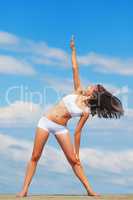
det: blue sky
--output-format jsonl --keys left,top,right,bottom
{"left": 0, "top": 0, "right": 133, "bottom": 195}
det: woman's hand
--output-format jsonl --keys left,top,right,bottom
{"left": 74, "top": 145, "right": 79, "bottom": 159}
{"left": 74, "top": 147, "right": 80, "bottom": 163}
{"left": 75, "top": 153, "right": 81, "bottom": 165}
{"left": 75, "top": 153, "right": 79, "bottom": 160}
{"left": 70, "top": 35, "right": 75, "bottom": 50}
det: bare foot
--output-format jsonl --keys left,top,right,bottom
{"left": 87, "top": 191, "right": 101, "bottom": 199}
{"left": 16, "top": 191, "right": 27, "bottom": 198}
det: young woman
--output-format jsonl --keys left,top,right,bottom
{"left": 17, "top": 38, "right": 123, "bottom": 198}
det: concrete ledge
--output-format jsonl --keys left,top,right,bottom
{"left": 0, "top": 195, "right": 133, "bottom": 200}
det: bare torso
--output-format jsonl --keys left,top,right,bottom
{"left": 44, "top": 99, "right": 72, "bottom": 126}
{"left": 44, "top": 91, "right": 88, "bottom": 126}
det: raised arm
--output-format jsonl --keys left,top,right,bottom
{"left": 70, "top": 37, "right": 82, "bottom": 91}
{"left": 74, "top": 112, "right": 89, "bottom": 159}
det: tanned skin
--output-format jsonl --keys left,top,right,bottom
{"left": 16, "top": 38, "right": 100, "bottom": 198}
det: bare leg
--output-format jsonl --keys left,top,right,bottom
{"left": 16, "top": 128, "right": 49, "bottom": 197}
{"left": 71, "top": 162, "right": 100, "bottom": 197}
{"left": 55, "top": 132, "right": 100, "bottom": 197}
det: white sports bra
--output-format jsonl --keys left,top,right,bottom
{"left": 62, "top": 94, "right": 90, "bottom": 117}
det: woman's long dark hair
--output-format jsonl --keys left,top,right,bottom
{"left": 87, "top": 84, "right": 124, "bottom": 119}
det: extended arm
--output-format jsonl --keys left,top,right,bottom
{"left": 74, "top": 112, "right": 89, "bottom": 158}
{"left": 70, "top": 37, "right": 82, "bottom": 91}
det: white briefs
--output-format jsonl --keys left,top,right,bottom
{"left": 37, "top": 93, "right": 90, "bottom": 135}
{"left": 37, "top": 116, "right": 68, "bottom": 135}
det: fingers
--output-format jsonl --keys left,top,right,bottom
{"left": 75, "top": 153, "right": 81, "bottom": 165}
{"left": 76, "top": 158, "right": 81, "bottom": 165}
{"left": 75, "top": 153, "right": 79, "bottom": 160}
{"left": 70, "top": 35, "right": 75, "bottom": 49}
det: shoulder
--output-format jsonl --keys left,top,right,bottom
{"left": 73, "top": 86, "right": 86, "bottom": 95}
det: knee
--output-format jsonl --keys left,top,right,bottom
{"left": 68, "top": 155, "right": 80, "bottom": 166}
{"left": 31, "top": 153, "right": 40, "bottom": 162}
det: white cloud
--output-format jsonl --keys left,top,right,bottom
{"left": 0, "top": 101, "right": 43, "bottom": 127}
{"left": 78, "top": 52, "right": 133, "bottom": 75}
{"left": 109, "top": 176, "right": 133, "bottom": 187}
{"left": 1, "top": 31, "right": 133, "bottom": 76}
{"left": 67, "top": 105, "right": 133, "bottom": 133}
{"left": 0, "top": 31, "right": 19, "bottom": 45}
{"left": 125, "top": 108, "right": 133, "bottom": 117}
{"left": 80, "top": 148, "right": 133, "bottom": 174}
{"left": 30, "top": 41, "right": 69, "bottom": 67}
{"left": 1, "top": 133, "right": 133, "bottom": 177}
{"left": 0, "top": 31, "right": 69, "bottom": 75}
{"left": 0, "top": 31, "right": 69, "bottom": 67}
{"left": 0, "top": 133, "right": 69, "bottom": 173}
{"left": 44, "top": 75, "right": 131, "bottom": 98}
{"left": 0, "top": 55, "right": 36, "bottom": 75}
{"left": 44, "top": 76, "right": 74, "bottom": 94}
{"left": 99, "top": 83, "right": 130, "bottom": 96}
{"left": 86, "top": 107, "right": 133, "bottom": 132}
